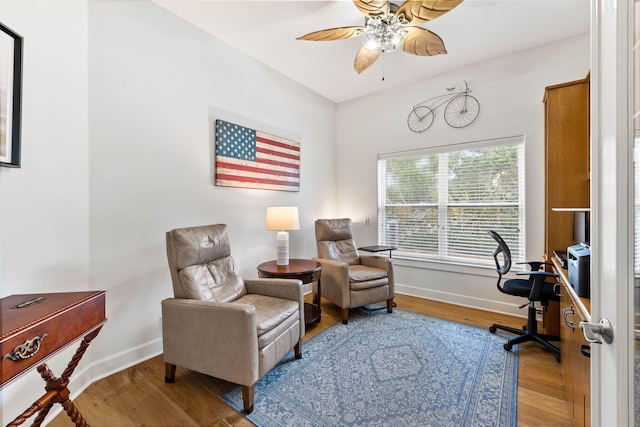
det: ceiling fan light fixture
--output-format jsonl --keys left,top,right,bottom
{"left": 362, "top": 15, "right": 407, "bottom": 53}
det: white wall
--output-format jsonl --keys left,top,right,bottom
{"left": 0, "top": 0, "right": 590, "bottom": 422}
{"left": 85, "top": 0, "right": 336, "bottom": 376}
{"left": 0, "top": 0, "right": 336, "bottom": 423}
{"left": 335, "top": 34, "right": 590, "bottom": 314}
{"left": 0, "top": 0, "right": 90, "bottom": 422}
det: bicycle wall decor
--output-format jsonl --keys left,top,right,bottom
{"left": 407, "top": 81, "right": 480, "bottom": 133}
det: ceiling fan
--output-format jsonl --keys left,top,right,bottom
{"left": 297, "top": 0, "right": 464, "bottom": 74}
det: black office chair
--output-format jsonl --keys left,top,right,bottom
{"left": 487, "top": 230, "right": 561, "bottom": 361}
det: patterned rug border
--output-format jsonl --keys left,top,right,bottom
{"left": 221, "top": 307, "right": 518, "bottom": 427}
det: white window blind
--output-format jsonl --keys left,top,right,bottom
{"left": 377, "top": 136, "right": 525, "bottom": 265}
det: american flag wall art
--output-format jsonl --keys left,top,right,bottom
{"left": 214, "top": 120, "right": 300, "bottom": 192}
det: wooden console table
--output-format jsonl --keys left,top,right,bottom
{"left": 1, "top": 291, "right": 106, "bottom": 427}
{"left": 257, "top": 259, "right": 322, "bottom": 325}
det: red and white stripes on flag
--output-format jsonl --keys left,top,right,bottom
{"left": 214, "top": 120, "right": 300, "bottom": 192}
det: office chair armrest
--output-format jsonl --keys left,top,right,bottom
{"left": 515, "top": 261, "right": 553, "bottom": 271}
{"left": 517, "top": 271, "right": 559, "bottom": 302}
{"left": 515, "top": 271, "right": 559, "bottom": 278}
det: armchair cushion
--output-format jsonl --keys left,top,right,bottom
{"left": 235, "top": 294, "right": 299, "bottom": 336}
{"left": 348, "top": 265, "right": 388, "bottom": 283}
{"left": 169, "top": 224, "right": 231, "bottom": 269}
{"left": 178, "top": 257, "right": 246, "bottom": 302}
{"left": 317, "top": 240, "right": 360, "bottom": 265}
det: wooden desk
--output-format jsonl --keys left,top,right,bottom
{"left": 2, "top": 291, "right": 106, "bottom": 427}
{"left": 551, "top": 257, "right": 590, "bottom": 318}
{"left": 257, "top": 259, "right": 322, "bottom": 325}
{"left": 550, "top": 258, "right": 591, "bottom": 427}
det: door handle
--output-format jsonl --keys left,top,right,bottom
{"left": 563, "top": 306, "right": 575, "bottom": 329}
{"left": 580, "top": 344, "right": 591, "bottom": 358}
{"left": 579, "top": 317, "right": 614, "bottom": 344}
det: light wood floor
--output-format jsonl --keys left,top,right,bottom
{"left": 48, "top": 294, "right": 573, "bottom": 427}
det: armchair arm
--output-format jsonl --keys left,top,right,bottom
{"left": 313, "top": 258, "right": 350, "bottom": 307}
{"left": 245, "top": 278, "right": 303, "bottom": 302}
{"left": 161, "top": 298, "right": 258, "bottom": 387}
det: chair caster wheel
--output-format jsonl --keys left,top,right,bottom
{"left": 489, "top": 326, "right": 497, "bottom": 334}
{"left": 504, "top": 343, "right": 512, "bottom": 351}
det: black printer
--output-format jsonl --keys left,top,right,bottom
{"left": 567, "top": 243, "right": 590, "bottom": 298}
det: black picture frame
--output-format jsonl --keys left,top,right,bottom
{"left": 0, "top": 21, "right": 22, "bottom": 168}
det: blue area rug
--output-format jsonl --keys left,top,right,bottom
{"left": 221, "top": 307, "right": 518, "bottom": 427}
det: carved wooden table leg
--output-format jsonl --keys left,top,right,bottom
{"left": 6, "top": 326, "right": 103, "bottom": 427}
{"left": 4, "top": 391, "right": 57, "bottom": 427}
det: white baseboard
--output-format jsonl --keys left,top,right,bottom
{"left": 90, "top": 338, "right": 163, "bottom": 383}
{"left": 306, "top": 281, "right": 525, "bottom": 319}
{"left": 394, "top": 283, "right": 527, "bottom": 319}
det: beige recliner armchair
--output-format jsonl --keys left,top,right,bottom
{"left": 162, "top": 224, "right": 304, "bottom": 414}
{"left": 313, "top": 218, "right": 394, "bottom": 324}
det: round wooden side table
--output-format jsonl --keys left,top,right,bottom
{"left": 257, "top": 259, "right": 322, "bottom": 325}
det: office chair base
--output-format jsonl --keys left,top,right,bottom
{"left": 490, "top": 307, "right": 561, "bottom": 363}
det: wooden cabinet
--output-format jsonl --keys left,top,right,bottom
{"left": 544, "top": 76, "right": 590, "bottom": 259}
{"left": 557, "top": 269, "right": 591, "bottom": 427}
{"left": 544, "top": 76, "right": 591, "bottom": 427}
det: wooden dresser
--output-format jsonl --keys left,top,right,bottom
{"left": 1, "top": 291, "right": 106, "bottom": 426}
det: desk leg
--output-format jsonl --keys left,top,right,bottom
{"left": 7, "top": 326, "right": 103, "bottom": 427}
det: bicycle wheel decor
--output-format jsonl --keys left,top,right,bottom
{"left": 407, "top": 81, "right": 481, "bottom": 132}
{"left": 407, "top": 105, "right": 435, "bottom": 133}
{"left": 444, "top": 94, "right": 480, "bottom": 128}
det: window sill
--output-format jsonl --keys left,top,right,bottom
{"left": 391, "top": 255, "right": 524, "bottom": 279}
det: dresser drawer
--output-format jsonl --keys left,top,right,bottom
{"left": 1, "top": 291, "right": 106, "bottom": 388}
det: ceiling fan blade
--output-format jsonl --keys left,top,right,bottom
{"left": 396, "top": 0, "right": 464, "bottom": 25}
{"left": 402, "top": 27, "right": 447, "bottom": 56}
{"left": 297, "top": 26, "right": 364, "bottom": 41}
{"left": 354, "top": 46, "right": 381, "bottom": 74}
{"left": 353, "top": 0, "right": 390, "bottom": 18}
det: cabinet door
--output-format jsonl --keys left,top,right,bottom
{"left": 560, "top": 288, "right": 576, "bottom": 418}
{"left": 572, "top": 308, "right": 591, "bottom": 427}
{"left": 544, "top": 78, "right": 590, "bottom": 259}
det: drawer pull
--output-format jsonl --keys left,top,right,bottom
{"left": 3, "top": 334, "right": 48, "bottom": 361}
{"left": 563, "top": 306, "right": 575, "bottom": 329}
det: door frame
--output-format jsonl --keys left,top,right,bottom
{"left": 590, "top": 0, "right": 635, "bottom": 425}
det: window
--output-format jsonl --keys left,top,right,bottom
{"left": 377, "top": 136, "right": 525, "bottom": 266}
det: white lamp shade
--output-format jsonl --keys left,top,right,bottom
{"left": 265, "top": 206, "right": 300, "bottom": 231}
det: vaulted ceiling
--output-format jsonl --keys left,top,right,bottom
{"left": 154, "top": 0, "right": 590, "bottom": 103}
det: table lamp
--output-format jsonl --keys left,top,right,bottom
{"left": 266, "top": 206, "right": 300, "bottom": 266}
